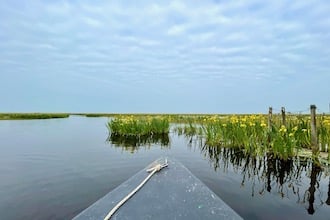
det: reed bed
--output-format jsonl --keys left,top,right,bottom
{"left": 199, "top": 114, "right": 330, "bottom": 160}
{"left": 106, "top": 114, "right": 330, "bottom": 161}
{"left": 0, "top": 113, "right": 70, "bottom": 120}
{"left": 108, "top": 116, "right": 169, "bottom": 136}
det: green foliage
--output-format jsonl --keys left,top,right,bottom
{"left": 108, "top": 116, "right": 169, "bottom": 137}
{"left": 0, "top": 113, "right": 69, "bottom": 120}
{"left": 178, "top": 114, "right": 330, "bottom": 160}
{"left": 106, "top": 113, "right": 330, "bottom": 160}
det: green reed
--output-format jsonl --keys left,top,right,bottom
{"left": 106, "top": 113, "right": 330, "bottom": 161}
{"left": 108, "top": 116, "right": 169, "bottom": 137}
{"left": 177, "top": 114, "right": 330, "bottom": 161}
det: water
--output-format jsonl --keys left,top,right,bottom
{"left": 0, "top": 116, "right": 329, "bottom": 219}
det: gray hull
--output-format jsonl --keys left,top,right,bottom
{"left": 73, "top": 158, "right": 243, "bottom": 220}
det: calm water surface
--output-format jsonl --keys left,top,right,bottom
{"left": 0, "top": 116, "right": 329, "bottom": 219}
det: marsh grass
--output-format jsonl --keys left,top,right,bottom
{"left": 105, "top": 114, "right": 330, "bottom": 161}
{"left": 201, "top": 114, "right": 330, "bottom": 160}
{"left": 108, "top": 116, "right": 169, "bottom": 136}
{"left": 0, "top": 113, "right": 70, "bottom": 120}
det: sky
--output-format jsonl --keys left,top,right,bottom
{"left": 1, "top": 0, "right": 330, "bottom": 114}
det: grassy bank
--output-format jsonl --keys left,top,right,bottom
{"left": 0, "top": 113, "right": 70, "bottom": 120}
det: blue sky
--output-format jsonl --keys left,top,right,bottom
{"left": 1, "top": 0, "right": 329, "bottom": 113}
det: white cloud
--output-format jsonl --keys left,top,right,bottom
{"left": 223, "top": 32, "right": 249, "bottom": 42}
{"left": 167, "top": 24, "right": 187, "bottom": 36}
{"left": 82, "top": 17, "right": 103, "bottom": 28}
{"left": 46, "top": 2, "right": 72, "bottom": 15}
{"left": 189, "top": 32, "right": 215, "bottom": 43}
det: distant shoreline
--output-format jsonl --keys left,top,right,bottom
{"left": 0, "top": 113, "right": 70, "bottom": 120}
{"left": 1, "top": 112, "right": 328, "bottom": 120}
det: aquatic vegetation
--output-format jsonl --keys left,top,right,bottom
{"left": 174, "top": 121, "right": 203, "bottom": 137}
{"left": 107, "top": 116, "right": 169, "bottom": 136}
{"left": 0, "top": 113, "right": 70, "bottom": 120}
{"left": 105, "top": 113, "right": 330, "bottom": 161}
{"left": 198, "top": 114, "right": 330, "bottom": 160}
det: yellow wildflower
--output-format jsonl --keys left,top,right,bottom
{"left": 260, "top": 122, "right": 267, "bottom": 127}
{"left": 279, "top": 125, "right": 287, "bottom": 133}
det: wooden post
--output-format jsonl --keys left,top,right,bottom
{"left": 310, "top": 105, "right": 318, "bottom": 154}
{"left": 267, "top": 107, "right": 273, "bottom": 144}
{"left": 268, "top": 107, "right": 272, "bottom": 131}
{"left": 281, "top": 107, "right": 286, "bottom": 126}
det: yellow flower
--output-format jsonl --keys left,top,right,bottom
{"left": 222, "top": 123, "right": 227, "bottom": 127}
{"left": 289, "top": 133, "right": 294, "bottom": 137}
{"left": 260, "top": 122, "right": 267, "bottom": 127}
{"left": 240, "top": 124, "right": 247, "bottom": 128}
{"left": 279, "top": 125, "right": 287, "bottom": 133}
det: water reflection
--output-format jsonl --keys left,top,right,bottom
{"left": 107, "top": 134, "right": 170, "bottom": 153}
{"left": 327, "top": 179, "right": 330, "bottom": 205}
{"left": 306, "top": 164, "right": 321, "bottom": 214}
{"left": 198, "top": 143, "right": 330, "bottom": 216}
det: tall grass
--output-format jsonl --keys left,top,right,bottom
{"left": 106, "top": 114, "right": 329, "bottom": 161}
{"left": 107, "top": 116, "right": 169, "bottom": 137}
{"left": 199, "top": 114, "right": 330, "bottom": 160}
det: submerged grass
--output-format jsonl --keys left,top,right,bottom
{"left": 0, "top": 113, "right": 70, "bottom": 120}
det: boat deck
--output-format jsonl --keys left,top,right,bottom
{"left": 73, "top": 158, "right": 242, "bottom": 220}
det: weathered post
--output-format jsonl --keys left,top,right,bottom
{"left": 281, "top": 107, "right": 286, "bottom": 126}
{"left": 267, "top": 107, "right": 273, "bottom": 144}
{"left": 310, "top": 105, "right": 318, "bottom": 154}
{"left": 268, "top": 107, "right": 272, "bottom": 131}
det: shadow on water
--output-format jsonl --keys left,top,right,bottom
{"left": 107, "top": 134, "right": 170, "bottom": 153}
{"left": 195, "top": 140, "right": 330, "bottom": 216}
{"left": 327, "top": 178, "right": 330, "bottom": 205}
